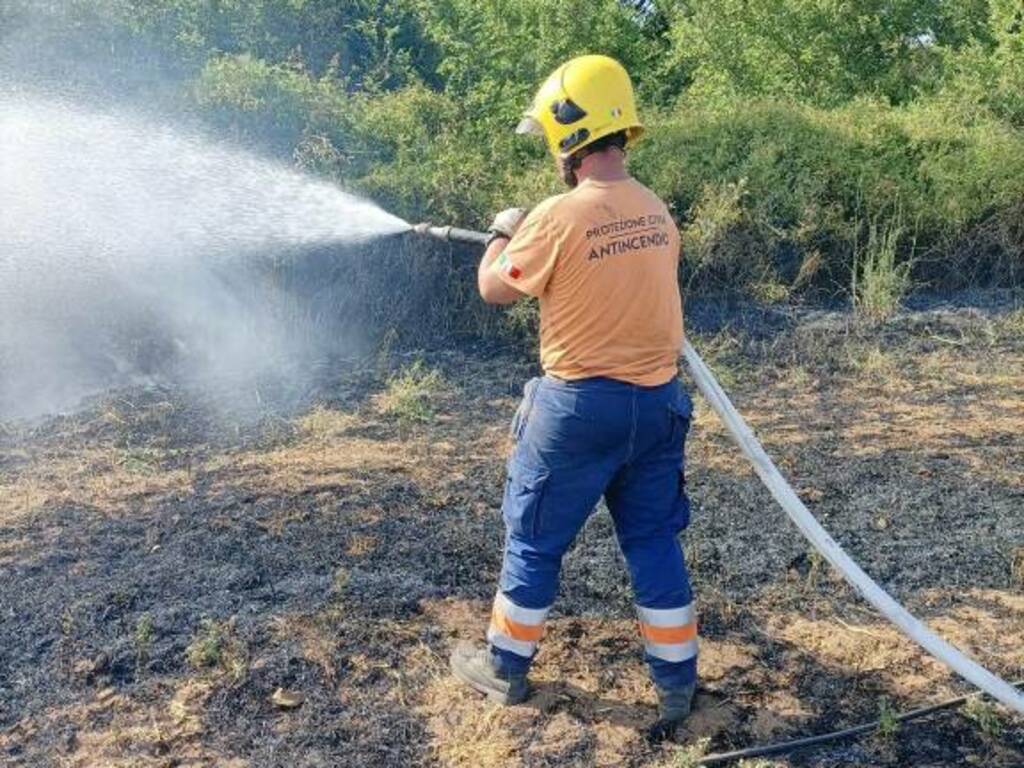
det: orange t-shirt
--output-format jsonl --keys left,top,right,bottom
{"left": 495, "top": 177, "right": 683, "bottom": 386}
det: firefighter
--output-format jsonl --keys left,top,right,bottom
{"left": 449, "top": 54, "right": 696, "bottom": 740}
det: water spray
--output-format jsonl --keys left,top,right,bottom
{"left": 0, "top": 93, "right": 409, "bottom": 419}
{"left": 408, "top": 221, "right": 1024, "bottom": 718}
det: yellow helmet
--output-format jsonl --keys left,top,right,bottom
{"left": 516, "top": 54, "right": 643, "bottom": 160}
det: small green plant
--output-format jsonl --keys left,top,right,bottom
{"left": 376, "top": 360, "right": 446, "bottom": 424}
{"left": 332, "top": 566, "right": 350, "bottom": 594}
{"left": 504, "top": 298, "right": 540, "bottom": 342}
{"left": 751, "top": 279, "right": 790, "bottom": 304}
{"left": 805, "top": 549, "right": 824, "bottom": 592}
{"left": 851, "top": 216, "right": 912, "bottom": 321}
{"left": 135, "top": 613, "right": 154, "bottom": 667}
{"left": 668, "top": 736, "right": 710, "bottom": 768}
{"left": 375, "top": 327, "right": 398, "bottom": 376}
{"left": 1011, "top": 547, "right": 1024, "bottom": 590}
{"left": 186, "top": 619, "right": 224, "bottom": 669}
{"left": 963, "top": 696, "right": 1006, "bottom": 738}
{"left": 186, "top": 618, "right": 246, "bottom": 680}
{"left": 117, "top": 448, "right": 161, "bottom": 475}
{"left": 876, "top": 696, "right": 900, "bottom": 739}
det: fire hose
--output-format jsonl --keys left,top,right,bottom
{"left": 413, "top": 223, "right": 1024, "bottom": 721}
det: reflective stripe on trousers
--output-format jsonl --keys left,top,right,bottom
{"left": 486, "top": 592, "right": 550, "bottom": 659}
{"left": 636, "top": 603, "right": 698, "bottom": 664}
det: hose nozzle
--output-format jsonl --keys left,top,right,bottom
{"left": 411, "top": 222, "right": 490, "bottom": 246}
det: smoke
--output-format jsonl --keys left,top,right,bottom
{"left": 0, "top": 91, "right": 409, "bottom": 420}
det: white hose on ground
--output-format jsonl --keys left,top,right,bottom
{"left": 682, "top": 339, "right": 1024, "bottom": 716}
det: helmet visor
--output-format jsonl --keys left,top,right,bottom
{"left": 515, "top": 116, "right": 544, "bottom": 136}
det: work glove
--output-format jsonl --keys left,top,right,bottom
{"left": 488, "top": 207, "right": 527, "bottom": 241}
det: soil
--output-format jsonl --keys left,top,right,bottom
{"left": 1, "top": 303, "right": 1022, "bottom": 767}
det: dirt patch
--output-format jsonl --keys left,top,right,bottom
{"left": 1, "top": 310, "right": 1022, "bottom": 766}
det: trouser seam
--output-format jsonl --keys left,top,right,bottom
{"left": 625, "top": 386, "right": 638, "bottom": 461}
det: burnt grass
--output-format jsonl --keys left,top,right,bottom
{"left": 1, "top": 302, "right": 1023, "bottom": 767}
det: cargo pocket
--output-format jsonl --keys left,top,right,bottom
{"left": 509, "top": 377, "right": 541, "bottom": 443}
{"left": 502, "top": 458, "right": 549, "bottom": 540}
{"left": 667, "top": 395, "right": 693, "bottom": 448}
{"left": 668, "top": 392, "right": 693, "bottom": 532}
{"left": 673, "top": 465, "right": 691, "bottom": 532}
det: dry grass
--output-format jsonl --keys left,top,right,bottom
{"left": 0, "top": 445, "right": 193, "bottom": 525}
{"left": 2, "top": 311, "right": 1022, "bottom": 767}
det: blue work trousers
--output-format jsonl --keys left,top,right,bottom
{"left": 486, "top": 375, "right": 697, "bottom": 691}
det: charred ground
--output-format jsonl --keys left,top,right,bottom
{"left": 1, "top": 302, "right": 1022, "bottom": 767}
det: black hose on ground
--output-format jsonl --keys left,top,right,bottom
{"left": 696, "top": 681, "right": 1024, "bottom": 766}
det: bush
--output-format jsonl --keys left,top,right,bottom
{"left": 669, "top": 0, "right": 955, "bottom": 107}
{"left": 6, "top": 0, "right": 1023, "bottom": 347}
{"left": 375, "top": 360, "right": 447, "bottom": 424}
{"left": 852, "top": 216, "right": 913, "bottom": 320}
{"left": 633, "top": 96, "right": 1024, "bottom": 297}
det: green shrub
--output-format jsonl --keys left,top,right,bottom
{"left": 193, "top": 54, "right": 355, "bottom": 160}
{"left": 877, "top": 696, "right": 901, "bottom": 739}
{"left": 375, "top": 360, "right": 447, "bottom": 424}
{"left": 8, "top": 0, "right": 1024, "bottom": 349}
{"left": 852, "top": 216, "right": 913, "bottom": 320}
{"left": 667, "top": 0, "right": 988, "bottom": 108}
{"left": 635, "top": 97, "right": 1024, "bottom": 297}
{"left": 941, "top": 0, "right": 1024, "bottom": 127}
{"left": 962, "top": 696, "right": 1006, "bottom": 738}
{"left": 134, "top": 613, "right": 154, "bottom": 667}
{"left": 186, "top": 618, "right": 246, "bottom": 679}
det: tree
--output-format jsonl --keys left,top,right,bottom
{"left": 669, "top": 0, "right": 991, "bottom": 106}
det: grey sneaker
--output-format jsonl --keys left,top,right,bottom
{"left": 450, "top": 641, "right": 529, "bottom": 705}
{"left": 648, "top": 682, "right": 696, "bottom": 743}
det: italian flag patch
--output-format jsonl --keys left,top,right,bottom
{"left": 498, "top": 253, "right": 522, "bottom": 280}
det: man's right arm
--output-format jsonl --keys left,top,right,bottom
{"left": 478, "top": 236, "right": 526, "bottom": 305}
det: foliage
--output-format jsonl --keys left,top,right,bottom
{"left": 1012, "top": 546, "right": 1024, "bottom": 589}
{"left": 876, "top": 696, "right": 900, "bottom": 739}
{"left": 375, "top": 360, "right": 447, "bottom": 424}
{"left": 415, "top": 0, "right": 686, "bottom": 119}
{"left": 635, "top": 97, "right": 1024, "bottom": 296}
{"left": 121, "top": 0, "right": 434, "bottom": 90}
{"left": 134, "top": 612, "right": 154, "bottom": 668}
{"left": 185, "top": 618, "right": 247, "bottom": 680}
{"left": 962, "top": 696, "right": 1007, "bottom": 738}
{"left": 668, "top": 0, "right": 991, "bottom": 107}
{"left": 852, "top": 215, "right": 912, "bottom": 320}
{"left": 941, "top": 0, "right": 1024, "bottom": 126}
{"left": 5, "top": 0, "right": 1024, "bottom": 336}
